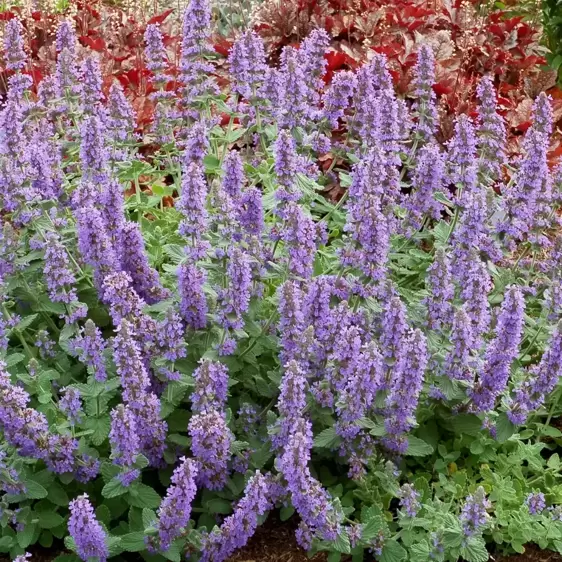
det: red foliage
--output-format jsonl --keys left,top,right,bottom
{"left": 251, "top": 0, "right": 559, "bottom": 148}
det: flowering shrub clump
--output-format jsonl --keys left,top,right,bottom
{"left": 3, "top": 4, "right": 562, "bottom": 562}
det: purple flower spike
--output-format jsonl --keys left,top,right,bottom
{"left": 109, "top": 404, "right": 140, "bottom": 469}
{"left": 4, "top": 18, "right": 27, "bottom": 71}
{"left": 68, "top": 494, "right": 108, "bottom": 561}
{"left": 470, "top": 285, "right": 525, "bottom": 413}
{"left": 476, "top": 76, "right": 506, "bottom": 182}
{"left": 399, "top": 484, "right": 421, "bottom": 518}
{"left": 525, "top": 492, "right": 546, "bottom": 515}
{"left": 155, "top": 457, "right": 198, "bottom": 552}
{"left": 178, "top": 262, "right": 208, "bottom": 330}
{"left": 460, "top": 487, "right": 490, "bottom": 537}
{"left": 411, "top": 44, "right": 437, "bottom": 142}
{"left": 424, "top": 247, "right": 454, "bottom": 330}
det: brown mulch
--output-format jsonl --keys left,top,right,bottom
{"left": 493, "top": 545, "right": 562, "bottom": 562}
{"left": 3, "top": 525, "right": 562, "bottom": 561}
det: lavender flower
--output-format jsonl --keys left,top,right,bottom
{"left": 191, "top": 360, "right": 229, "bottom": 413}
{"left": 59, "top": 387, "right": 83, "bottom": 425}
{"left": 278, "top": 416, "right": 342, "bottom": 543}
{"left": 109, "top": 404, "right": 140, "bottom": 468}
{"left": 280, "top": 203, "right": 318, "bottom": 280}
{"left": 508, "top": 321, "right": 562, "bottom": 424}
{"left": 156, "top": 457, "right": 198, "bottom": 551}
{"left": 459, "top": 249, "right": 492, "bottom": 349}
{"left": 70, "top": 320, "right": 107, "bottom": 382}
{"left": 178, "top": 0, "right": 218, "bottom": 119}
{"left": 56, "top": 20, "right": 76, "bottom": 53}
{"left": 75, "top": 205, "right": 120, "bottom": 294}
{"left": 298, "top": 29, "right": 330, "bottom": 119}
{"left": 178, "top": 161, "right": 209, "bottom": 253}
{"left": 460, "top": 487, "right": 490, "bottom": 537}
{"left": 526, "top": 492, "right": 546, "bottom": 515}
{"left": 239, "top": 187, "right": 264, "bottom": 237}
{"left": 217, "top": 247, "right": 252, "bottom": 330}
{"left": 81, "top": 57, "right": 103, "bottom": 112}
{"left": 398, "top": 484, "right": 421, "bottom": 518}
{"left": 384, "top": 329, "right": 427, "bottom": 452}
{"left": 228, "top": 30, "right": 268, "bottom": 99}
{"left": 222, "top": 150, "right": 245, "bottom": 199}
{"left": 424, "top": 248, "right": 454, "bottom": 330}
{"left": 178, "top": 262, "right": 208, "bottom": 330}
{"left": 471, "top": 286, "right": 525, "bottom": 413}
{"left": 112, "top": 319, "right": 151, "bottom": 409}
{"left": 107, "top": 83, "right": 136, "bottom": 145}
{"left": 188, "top": 410, "right": 232, "bottom": 490}
{"left": 200, "top": 471, "right": 274, "bottom": 562}
{"left": 157, "top": 307, "right": 187, "bottom": 361}
{"left": 532, "top": 92, "right": 553, "bottom": 136}
{"left": 444, "top": 305, "right": 474, "bottom": 381}
{"left": 379, "top": 295, "right": 408, "bottom": 387}
{"left": 4, "top": 18, "right": 26, "bottom": 72}
{"left": 120, "top": 221, "right": 168, "bottom": 304}
{"left": 276, "top": 47, "right": 308, "bottom": 129}
{"left": 404, "top": 143, "right": 445, "bottom": 232}
{"left": 55, "top": 46, "right": 81, "bottom": 99}
{"left": 145, "top": 24, "right": 169, "bottom": 89}
{"left": 273, "top": 360, "right": 308, "bottom": 449}
{"left": 476, "top": 76, "right": 506, "bottom": 182}
{"left": 68, "top": 494, "right": 108, "bottom": 562}
{"left": 80, "top": 114, "right": 109, "bottom": 184}
{"left": 278, "top": 281, "right": 305, "bottom": 366}
{"left": 322, "top": 70, "right": 357, "bottom": 127}
{"left": 447, "top": 115, "right": 478, "bottom": 201}
{"left": 43, "top": 232, "right": 78, "bottom": 304}
{"left": 273, "top": 130, "right": 300, "bottom": 204}
{"left": 411, "top": 44, "right": 438, "bottom": 142}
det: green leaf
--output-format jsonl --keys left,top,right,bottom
{"left": 6, "top": 353, "right": 25, "bottom": 368}
{"left": 380, "top": 539, "right": 407, "bottom": 562}
{"left": 48, "top": 482, "right": 69, "bottom": 506}
{"left": 449, "top": 414, "right": 483, "bottom": 435}
{"left": 96, "top": 505, "right": 112, "bottom": 526}
{"left": 17, "top": 522, "right": 37, "bottom": 548}
{"left": 461, "top": 537, "right": 489, "bottom": 562}
{"left": 333, "top": 531, "right": 351, "bottom": 554}
{"left": 15, "top": 314, "right": 39, "bottom": 332}
{"left": 102, "top": 477, "right": 128, "bottom": 499}
{"left": 409, "top": 541, "right": 431, "bottom": 562}
{"left": 128, "top": 484, "right": 161, "bottom": 509}
{"left": 24, "top": 480, "right": 48, "bottom": 499}
{"left": 496, "top": 412, "right": 516, "bottom": 443}
{"left": 361, "top": 516, "right": 386, "bottom": 542}
{"left": 540, "top": 425, "right": 562, "bottom": 438}
{"left": 206, "top": 498, "right": 233, "bottom": 515}
{"left": 142, "top": 508, "right": 157, "bottom": 529}
{"left": 313, "top": 427, "right": 341, "bottom": 449}
{"left": 163, "top": 541, "right": 182, "bottom": 562}
{"left": 120, "top": 532, "right": 147, "bottom": 552}
{"left": 280, "top": 506, "right": 295, "bottom": 521}
{"left": 84, "top": 415, "right": 111, "bottom": 446}
{"left": 0, "top": 536, "right": 13, "bottom": 550}
{"left": 405, "top": 436, "right": 434, "bottom": 457}
{"left": 37, "top": 511, "right": 64, "bottom": 529}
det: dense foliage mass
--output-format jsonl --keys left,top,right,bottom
{"left": 3, "top": 2, "right": 562, "bottom": 562}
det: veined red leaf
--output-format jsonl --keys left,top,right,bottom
{"left": 80, "top": 35, "right": 106, "bottom": 52}
{"left": 214, "top": 39, "right": 232, "bottom": 57}
{"left": 147, "top": 8, "right": 174, "bottom": 25}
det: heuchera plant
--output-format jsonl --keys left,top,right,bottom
{"left": 3, "top": 3, "right": 562, "bottom": 562}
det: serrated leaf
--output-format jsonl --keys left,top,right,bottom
{"left": 84, "top": 415, "right": 111, "bottom": 446}
{"left": 380, "top": 539, "right": 406, "bottom": 562}
{"left": 206, "top": 498, "right": 233, "bottom": 515}
{"left": 0, "top": 536, "right": 13, "bottom": 549}
{"left": 313, "top": 427, "right": 341, "bottom": 449}
{"left": 102, "top": 477, "right": 128, "bottom": 499}
{"left": 128, "top": 484, "right": 161, "bottom": 509}
{"left": 6, "top": 353, "right": 25, "bottom": 367}
{"left": 17, "top": 522, "right": 37, "bottom": 548}
{"left": 495, "top": 412, "right": 516, "bottom": 443}
{"left": 37, "top": 511, "right": 64, "bottom": 529}
{"left": 24, "top": 480, "right": 48, "bottom": 499}
{"left": 405, "top": 436, "right": 434, "bottom": 457}
{"left": 461, "top": 537, "right": 489, "bottom": 562}
{"left": 15, "top": 314, "right": 39, "bottom": 332}
{"left": 142, "top": 508, "right": 157, "bottom": 529}
{"left": 280, "top": 506, "right": 295, "bottom": 521}
{"left": 47, "top": 482, "right": 69, "bottom": 506}
{"left": 120, "top": 532, "right": 146, "bottom": 552}
{"left": 333, "top": 531, "right": 351, "bottom": 554}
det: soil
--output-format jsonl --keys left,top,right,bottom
{"left": 3, "top": 523, "right": 562, "bottom": 562}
